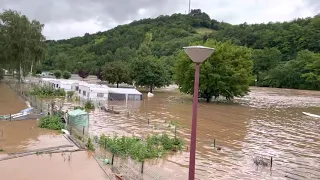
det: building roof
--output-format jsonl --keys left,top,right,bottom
{"left": 68, "top": 109, "right": 88, "bottom": 116}
{"left": 108, "top": 88, "right": 142, "bottom": 95}
{"left": 90, "top": 87, "right": 108, "bottom": 93}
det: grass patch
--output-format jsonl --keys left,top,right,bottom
{"left": 195, "top": 27, "right": 214, "bottom": 34}
{"left": 98, "top": 133, "right": 184, "bottom": 162}
{"left": 67, "top": 91, "right": 74, "bottom": 98}
{"left": 85, "top": 100, "right": 95, "bottom": 110}
{"left": 39, "top": 115, "right": 64, "bottom": 130}
{"left": 29, "top": 85, "right": 66, "bottom": 97}
{"left": 0, "top": 148, "right": 4, "bottom": 152}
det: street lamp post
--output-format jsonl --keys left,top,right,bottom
{"left": 183, "top": 46, "right": 215, "bottom": 180}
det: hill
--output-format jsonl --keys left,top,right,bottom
{"left": 41, "top": 10, "right": 320, "bottom": 90}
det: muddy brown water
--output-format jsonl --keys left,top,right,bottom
{"left": 1, "top": 82, "right": 320, "bottom": 179}
{"left": 90, "top": 87, "right": 320, "bottom": 180}
{"left": 0, "top": 83, "right": 108, "bottom": 180}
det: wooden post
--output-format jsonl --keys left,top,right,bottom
{"left": 111, "top": 153, "right": 114, "bottom": 165}
{"left": 213, "top": 139, "right": 216, "bottom": 147}
{"left": 82, "top": 126, "right": 85, "bottom": 135}
{"left": 270, "top": 157, "right": 273, "bottom": 168}
{"left": 174, "top": 126, "right": 177, "bottom": 139}
{"left": 104, "top": 139, "right": 107, "bottom": 149}
{"left": 111, "top": 106, "right": 113, "bottom": 111}
{"left": 147, "top": 118, "right": 149, "bottom": 124}
{"left": 141, "top": 161, "right": 144, "bottom": 174}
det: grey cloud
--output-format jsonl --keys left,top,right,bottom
{"left": 305, "top": 0, "right": 320, "bottom": 12}
{"left": 0, "top": 0, "right": 186, "bottom": 25}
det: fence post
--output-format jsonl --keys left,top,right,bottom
{"left": 270, "top": 157, "right": 273, "bottom": 168}
{"left": 174, "top": 126, "right": 177, "bottom": 140}
{"left": 70, "top": 126, "right": 72, "bottom": 135}
{"left": 9, "top": 113, "right": 12, "bottom": 121}
{"left": 82, "top": 126, "right": 85, "bottom": 135}
{"left": 141, "top": 161, "right": 144, "bottom": 174}
{"left": 111, "top": 153, "right": 114, "bottom": 165}
{"left": 213, "top": 139, "right": 216, "bottom": 147}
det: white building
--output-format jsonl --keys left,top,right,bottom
{"left": 78, "top": 83, "right": 109, "bottom": 100}
{"left": 108, "top": 88, "right": 142, "bottom": 101}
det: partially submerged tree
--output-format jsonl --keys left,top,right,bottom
{"left": 101, "top": 61, "right": 130, "bottom": 88}
{"left": 62, "top": 70, "right": 71, "bottom": 79}
{"left": 131, "top": 33, "right": 170, "bottom": 92}
{"left": 78, "top": 69, "right": 89, "bottom": 79}
{"left": 54, "top": 70, "right": 62, "bottom": 79}
{"left": 174, "top": 40, "right": 253, "bottom": 102}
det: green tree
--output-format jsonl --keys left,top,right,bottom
{"left": 0, "top": 10, "right": 46, "bottom": 81}
{"left": 251, "top": 48, "right": 282, "bottom": 86}
{"left": 62, "top": 70, "right": 71, "bottom": 79}
{"left": 131, "top": 33, "right": 170, "bottom": 92}
{"left": 174, "top": 40, "right": 253, "bottom": 102}
{"left": 54, "top": 70, "right": 62, "bottom": 79}
{"left": 101, "top": 61, "right": 131, "bottom": 88}
{"left": 0, "top": 67, "right": 4, "bottom": 81}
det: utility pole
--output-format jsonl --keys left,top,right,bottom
{"left": 188, "top": 0, "right": 191, "bottom": 14}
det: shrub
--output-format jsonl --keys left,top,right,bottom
{"left": 29, "top": 85, "right": 66, "bottom": 97}
{"left": 78, "top": 70, "right": 89, "bottom": 79}
{"left": 39, "top": 115, "right": 64, "bottom": 130}
{"left": 98, "top": 133, "right": 184, "bottom": 162}
{"left": 74, "top": 106, "right": 84, "bottom": 110}
{"left": 62, "top": 70, "right": 71, "bottom": 79}
{"left": 67, "top": 91, "right": 74, "bottom": 98}
{"left": 85, "top": 101, "right": 95, "bottom": 109}
{"left": 54, "top": 70, "right": 62, "bottom": 79}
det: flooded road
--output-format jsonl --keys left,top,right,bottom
{"left": 90, "top": 87, "right": 320, "bottom": 180}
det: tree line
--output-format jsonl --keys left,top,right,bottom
{"left": 1, "top": 9, "right": 320, "bottom": 102}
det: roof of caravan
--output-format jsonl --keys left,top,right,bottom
{"left": 108, "top": 88, "right": 142, "bottom": 95}
{"left": 90, "top": 87, "right": 108, "bottom": 93}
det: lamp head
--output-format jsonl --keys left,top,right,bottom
{"left": 183, "top": 46, "right": 215, "bottom": 63}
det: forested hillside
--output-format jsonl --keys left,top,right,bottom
{"left": 42, "top": 9, "right": 320, "bottom": 90}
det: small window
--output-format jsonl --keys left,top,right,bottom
{"left": 83, "top": 91, "right": 86, "bottom": 96}
{"left": 56, "top": 84, "right": 58, "bottom": 88}
{"left": 75, "top": 86, "right": 79, "bottom": 91}
{"left": 79, "top": 90, "right": 81, "bottom": 94}
{"left": 97, "top": 93, "right": 104, "bottom": 98}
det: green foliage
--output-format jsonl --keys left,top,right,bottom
{"left": 67, "top": 91, "right": 74, "bottom": 98}
{"left": 86, "top": 138, "right": 95, "bottom": 151}
{"left": 98, "top": 133, "right": 184, "bottom": 162}
{"left": 39, "top": 115, "right": 64, "bottom": 130}
{"left": 85, "top": 101, "right": 95, "bottom": 110}
{"left": 54, "top": 70, "right": 62, "bottom": 79}
{"left": 0, "top": 148, "right": 4, "bottom": 152}
{"left": 29, "top": 85, "right": 66, "bottom": 97}
{"left": 267, "top": 50, "right": 320, "bottom": 90}
{"left": 130, "top": 33, "right": 170, "bottom": 92}
{"left": 101, "top": 61, "right": 130, "bottom": 87}
{"left": 62, "top": 70, "right": 71, "bottom": 79}
{"left": 0, "top": 10, "right": 46, "bottom": 81}
{"left": 0, "top": 67, "right": 4, "bottom": 81}
{"left": 174, "top": 40, "right": 253, "bottom": 102}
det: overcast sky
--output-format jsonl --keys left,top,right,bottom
{"left": 0, "top": 0, "right": 319, "bottom": 40}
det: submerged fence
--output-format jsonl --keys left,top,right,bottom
{"left": 5, "top": 80, "right": 170, "bottom": 180}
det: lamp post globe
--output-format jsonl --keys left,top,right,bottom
{"left": 183, "top": 45, "right": 214, "bottom": 180}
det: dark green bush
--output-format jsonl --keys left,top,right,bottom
{"left": 54, "top": 70, "right": 62, "bottom": 79}
{"left": 85, "top": 101, "right": 95, "bottom": 110}
{"left": 39, "top": 115, "right": 64, "bottom": 130}
{"left": 62, "top": 70, "right": 71, "bottom": 79}
{"left": 29, "top": 85, "right": 66, "bottom": 97}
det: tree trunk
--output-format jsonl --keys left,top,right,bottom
{"left": 116, "top": 82, "right": 119, "bottom": 88}
{"left": 149, "top": 85, "right": 153, "bottom": 93}
{"left": 206, "top": 97, "right": 210, "bottom": 103}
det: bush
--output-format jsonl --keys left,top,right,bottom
{"left": 39, "top": 115, "right": 64, "bottom": 130}
{"left": 54, "top": 70, "right": 62, "bottom": 79}
{"left": 67, "top": 91, "right": 74, "bottom": 98}
{"left": 74, "top": 106, "right": 84, "bottom": 110}
{"left": 29, "top": 85, "right": 66, "bottom": 97}
{"left": 85, "top": 101, "right": 95, "bottom": 109}
{"left": 62, "top": 70, "right": 71, "bottom": 79}
{"left": 98, "top": 133, "right": 184, "bottom": 162}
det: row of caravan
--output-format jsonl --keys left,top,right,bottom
{"left": 39, "top": 78, "right": 142, "bottom": 101}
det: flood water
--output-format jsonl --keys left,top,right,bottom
{"left": 90, "top": 87, "right": 320, "bottom": 180}
{"left": 0, "top": 83, "right": 108, "bottom": 180}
